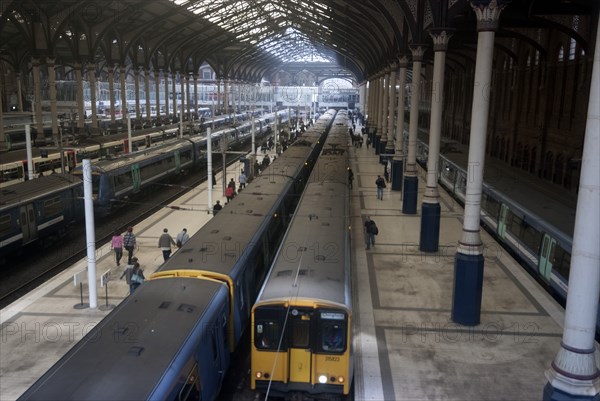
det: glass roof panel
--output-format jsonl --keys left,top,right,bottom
{"left": 171, "top": 0, "right": 334, "bottom": 63}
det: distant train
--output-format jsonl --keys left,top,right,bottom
{"left": 0, "top": 110, "right": 273, "bottom": 187}
{"left": 415, "top": 140, "right": 585, "bottom": 329}
{"left": 17, "top": 110, "right": 341, "bottom": 401}
{"left": 251, "top": 110, "right": 353, "bottom": 399}
{"left": 0, "top": 111, "right": 285, "bottom": 262}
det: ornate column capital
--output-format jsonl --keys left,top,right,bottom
{"left": 388, "top": 63, "right": 397, "bottom": 73}
{"left": 398, "top": 56, "right": 410, "bottom": 69}
{"left": 409, "top": 45, "right": 426, "bottom": 62}
{"left": 429, "top": 29, "right": 454, "bottom": 52}
{"left": 470, "top": 0, "right": 509, "bottom": 32}
{"left": 46, "top": 57, "right": 56, "bottom": 67}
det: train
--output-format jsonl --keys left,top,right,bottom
{"left": 251, "top": 111, "right": 353, "bottom": 399}
{"left": 16, "top": 109, "right": 341, "bottom": 401}
{"left": 415, "top": 140, "right": 586, "bottom": 330}
{"left": 0, "top": 174, "right": 84, "bottom": 261}
{"left": 0, "top": 111, "right": 286, "bottom": 262}
{"left": 0, "top": 110, "right": 274, "bottom": 188}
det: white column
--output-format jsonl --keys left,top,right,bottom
{"left": 144, "top": 67, "right": 151, "bottom": 121}
{"left": 381, "top": 70, "right": 390, "bottom": 141}
{"left": 47, "top": 58, "right": 59, "bottom": 144}
{"left": 83, "top": 159, "right": 98, "bottom": 309}
{"left": 386, "top": 63, "right": 397, "bottom": 151}
{"left": 423, "top": 31, "right": 452, "bottom": 204}
{"left": 120, "top": 64, "right": 127, "bottom": 122}
{"left": 405, "top": 46, "right": 424, "bottom": 176}
{"left": 544, "top": 18, "right": 600, "bottom": 399}
{"left": 75, "top": 63, "right": 85, "bottom": 129}
{"left": 395, "top": 57, "right": 409, "bottom": 159}
{"left": 32, "top": 58, "right": 43, "bottom": 135}
{"left": 87, "top": 63, "right": 98, "bottom": 128}
{"left": 134, "top": 67, "right": 141, "bottom": 120}
{"left": 108, "top": 65, "right": 116, "bottom": 123}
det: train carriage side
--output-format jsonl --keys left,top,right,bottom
{"left": 18, "top": 278, "right": 231, "bottom": 401}
{"left": 150, "top": 110, "right": 339, "bottom": 351}
{"left": 0, "top": 174, "right": 83, "bottom": 261}
{"left": 421, "top": 140, "right": 583, "bottom": 330}
{"left": 251, "top": 113, "right": 353, "bottom": 398}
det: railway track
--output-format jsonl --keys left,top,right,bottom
{"left": 0, "top": 152, "right": 247, "bottom": 309}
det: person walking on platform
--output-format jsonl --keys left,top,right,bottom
{"left": 120, "top": 257, "right": 137, "bottom": 293}
{"left": 158, "top": 228, "right": 176, "bottom": 262}
{"left": 123, "top": 226, "right": 137, "bottom": 264}
{"left": 347, "top": 168, "right": 354, "bottom": 189}
{"left": 239, "top": 170, "right": 247, "bottom": 190}
{"left": 130, "top": 261, "right": 145, "bottom": 293}
{"left": 212, "top": 171, "right": 217, "bottom": 188}
{"left": 111, "top": 230, "right": 123, "bottom": 266}
{"left": 364, "top": 216, "right": 378, "bottom": 250}
{"left": 375, "top": 175, "right": 386, "bottom": 200}
{"left": 213, "top": 200, "right": 223, "bottom": 215}
{"left": 176, "top": 228, "right": 189, "bottom": 248}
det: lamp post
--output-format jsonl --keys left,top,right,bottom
{"left": 59, "top": 117, "right": 65, "bottom": 173}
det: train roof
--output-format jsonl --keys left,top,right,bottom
{"left": 0, "top": 173, "right": 80, "bottom": 210}
{"left": 20, "top": 278, "right": 228, "bottom": 400}
{"left": 156, "top": 112, "right": 335, "bottom": 278}
{"left": 75, "top": 139, "right": 196, "bottom": 173}
{"left": 256, "top": 115, "right": 351, "bottom": 309}
{"left": 157, "top": 141, "right": 322, "bottom": 278}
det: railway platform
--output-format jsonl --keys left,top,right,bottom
{"left": 0, "top": 154, "right": 259, "bottom": 400}
{"left": 0, "top": 133, "right": 574, "bottom": 401}
{"left": 349, "top": 134, "right": 569, "bottom": 400}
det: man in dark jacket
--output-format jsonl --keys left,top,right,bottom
{"left": 364, "top": 216, "right": 377, "bottom": 250}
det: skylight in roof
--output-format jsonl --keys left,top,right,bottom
{"left": 171, "top": 0, "right": 333, "bottom": 63}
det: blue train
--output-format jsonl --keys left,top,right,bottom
{"left": 0, "top": 174, "right": 84, "bottom": 262}
{"left": 17, "top": 110, "right": 342, "bottom": 401}
{"left": 0, "top": 111, "right": 285, "bottom": 263}
{"left": 415, "top": 140, "right": 587, "bottom": 331}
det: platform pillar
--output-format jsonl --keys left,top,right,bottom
{"left": 544, "top": 18, "right": 600, "bottom": 401}
{"left": 87, "top": 63, "right": 98, "bottom": 127}
{"left": 391, "top": 57, "right": 408, "bottom": 192}
{"left": 402, "top": 45, "right": 424, "bottom": 215}
{"left": 451, "top": 0, "right": 506, "bottom": 325}
{"left": 420, "top": 30, "right": 452, "bottom": 252}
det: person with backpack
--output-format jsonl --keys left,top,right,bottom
{"left": 375, "top": 175, "right": 386, "bottom": 200}
{"left": 364, "top": 216, "right": 378, "bottom": 250}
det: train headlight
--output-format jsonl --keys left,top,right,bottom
{"left": 318, "top": 374, "right": 328, "bottom": 384}
{"left": 338, "top": 376, "right": 345, "bottom": 383}
{"left": 255, "top": 371, "right": 263, "bottom": 379}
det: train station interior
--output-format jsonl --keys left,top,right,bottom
{"left": 1, "top": 1, "right": 599, "bottom": 400}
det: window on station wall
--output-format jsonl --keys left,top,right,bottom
{"left": 554, "top": 154, "right": 565, "bottom": 186}
{"left": 523, "top": 145, "right": 530, "bottom": 170}
{"left": 530, "top": 147, "right": 537, "bottom": 174}
{"left": 558, "top": 45, "right": 565, "bottom": 63}
{"left": 544, "top": 151, "right": 554, "bottom": 180}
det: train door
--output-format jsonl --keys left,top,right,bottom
{"left": 288, "top": 309, "right": 312, "bottom": 384}
{"left": 19, "top": 204, "right": 38, "bottom": 244}
{"left": 131, "top": 164, "right": 141, "bottom": 191}
{"left": 497, "top": 204, "right": 509, "bottom": 239}
{"left": 539, "top": 234, "right": 556, "bottom": 281}
{"left": 174, "top": 151, "right": 181, "bottom": 173}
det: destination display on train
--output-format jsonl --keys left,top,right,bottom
{"left": 321, "top": 312, "right": 345, "bottom": 320}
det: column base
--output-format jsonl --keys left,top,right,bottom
{"left": 451, "top": 252, "right": 484, "bottom": 326}
{"left": 378, "top": 140, "right": 387, "bottom": 157}
{"left": 391, "top": 159, "right": 403, "bottom": 191}
{"left": 374, "top": 136, "right": 381, "bottom": 154}
{"left": 402, "top": 176, "right": 418, "bottom": 214}
{"left": 543, "top": 383, "right": 600, "bottom": 401}
{"left": 419, "top": 202, "right": 441, "bottom": 252}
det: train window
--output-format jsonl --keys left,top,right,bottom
{"left": 456, "top": 174, "right": 467, "bottom": 195}
{"left": 114, "top": 171, "right": 133, "bottom": 192}
{"left": 42, "top": 197, "right": 63, "bottom": 217}
{"left": 291, "top": 319, "right": 310, "bottom": 348}
{"left": 481, "top": 193, "right": 500, "bottom": 219}
{"left": 211, "top": 328, "right": 219, "bottom": 362}
{"left": 506, "top": 210, "right": 523, "bottom": 236}
{"left": 255, "top": 321, "right": 283, "bottom": 350}
{"left": 552, "top": 244, "right": 571, "bottom": 281}
{"left": 519, "top": 223, "right": 543, "bottom": 254}
{"left": 321, "top": 323, "right": 345, "bottom": 353}
{"left": 0, "top": 214, "right": 11, "bottom": 236}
